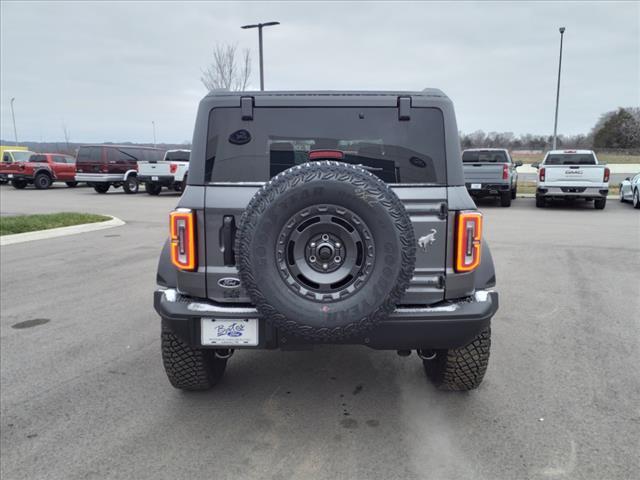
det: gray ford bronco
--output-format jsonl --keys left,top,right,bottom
{"left": 154, "top": 90, "right": 499, "bottom": 392}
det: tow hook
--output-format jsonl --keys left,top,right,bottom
{"left": 396, "top": 349, "right": 411, "bottom": 357}
{"left": 215, "top": 349, "right": 234, "bottom": 359}
{"left": 417, "top": 349, "right": 437, "bottom": 361}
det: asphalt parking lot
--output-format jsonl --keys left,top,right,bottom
{"left": 1, "top": 184, "right": 639, "bottom": 480}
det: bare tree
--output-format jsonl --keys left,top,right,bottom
{"left": 201, "top": 43, "right": 252, "bottom": 92}
{"left": 62, "top": 121, "right": 71, "bottom": 153}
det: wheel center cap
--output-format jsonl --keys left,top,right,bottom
{"left": 318, "top": 245, "right": 333, "bottom": 260}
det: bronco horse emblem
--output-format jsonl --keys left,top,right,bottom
{"left": 418, "top": 229, "right": 437, "bottom": 251}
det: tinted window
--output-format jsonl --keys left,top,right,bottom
{"left": 206, "top": 107, "right": 446, "bottom": 184}
{"left": 11, "top": 151, "right": 35, "bottom": 162}
{"left": 53, "top": 156, "right": 67, "bottom": 163}
{"left": 31, "top": 155, "right": 48, "bottom": 163}
{"left": 545, "top": 153, "right": 596, "bottom": 165}
{"left": 65, "top": 155, "right": 76, "bottom": 164}
{"left": 77, "top": 146, "right": 103, "bottom": 163}
{"left": 462, "top": 150, "right": 508, "bottom": 163}
{"left": 165, "top": 150, "right": 190, "bottom": 162}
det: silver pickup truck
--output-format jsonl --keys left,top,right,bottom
{"left": 462, "top": 148, "right": 522, "bottom": 207}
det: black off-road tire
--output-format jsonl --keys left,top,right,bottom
{"left": 66, "top": 181, "right": 78, "bottom": 188}
{"left": 594, "top": 197, "right": 606, "bottom": 210}
{"left": 633, "top": 189, "right": 640, "bottom": 209}
{"left": 123, "top": 175, "right": 139, "bottom": 194}
{"left": 145, "top": 182, "right": 162, "bottom": 195}
{"left": 34, "top": 172, "right": 52, "bottom": 189}
{"left": 423, "top": 327, "right": 491, "bottom": 391}
{"left": 511, "top": 185, "right": 517, "bottom": 200}
{"left": 499, "top": 191, "right": 512, "bottom": 207}
{"left": 11, "top": 179, "right": 28, "bottom": 189}
{"left": 535, "top": 195, "right": 546, "bottom": 208}
{"left": 161, "top": 326, "right": 227, "bottom": 391}
{"left": 235, "top": 161, "right": 416, "bottom": 342}
{"left": 93, "top": 184, "right": 110, "bottom": 194}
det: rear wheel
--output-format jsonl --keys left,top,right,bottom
{"left": 511, "top": 185, "right": 517, "bottom": 199}
{"left": 633, "top": 189, "right": 640, "bottom": 209}
{"left": 122, "top": 175, "right": 139, "bottom": 194}
{"left": 594, "top": 197, "right": 607, "bottom": 210}
{"left": 11, "top": 179, "right": 28, "bottom": 189}
{"left": 500, "top": 191, "right": 512, "bottom": 207}
{"left": 66, "top": 181, "right": 78, "bottom": 188}
{"left": 423, "top": 327, "right": 491, "bottom": 391}
{"left": 34, "top": 172, "right": 52, "bottom": 189}
{"left": 161, "top": 326, "right": 228, "bottom": 391}
{"left": 93, "top": 184, "right": 110, "bottom": 194}
{"left": 535, "top": 195, "right": 546, "bottom": 208}
{"left": 145, "top": 182, "right": 162, "bottom": 195}
{"left": 619, "top": 187, "right": 625, "bottom": 202}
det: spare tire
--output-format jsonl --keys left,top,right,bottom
{"left": 235, "top": 161, "right": 416, "bottom": 341}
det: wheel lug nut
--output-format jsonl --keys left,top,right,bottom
{"left": 334, "top": 256, "right": 341, "bottom": 263}
{"left": 322, "top": 234, "right": 329, "bottom": 241}
{"left": 309, "top": 256, "right": 316, "bottom": 262}
{"left": 323, "top": 263, "right": 328, "bottom": 270}
{"left": 335, "top": 242, "right": 341, "bottom": 248}
{"left": 310, "top": 242, "right": 316, "bottom": 248}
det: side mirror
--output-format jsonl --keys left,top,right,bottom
{"left": 515, "top": 161, "right": 523, "bottom": 168}
{"left": 531, "top": 162, "right": 539, "bottom": 169}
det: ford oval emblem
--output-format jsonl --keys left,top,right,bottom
{"left": 228, "top": 129, "right": 251, "bottom": 145}
{"left": 218, "top": 277, "right": 241, "bottom": 289}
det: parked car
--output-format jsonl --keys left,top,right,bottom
{"left": 74, "top": 144, "right": 164, "bottom": 194}
{"left": 0, "top": 148, "right": 35, "bottom": 183}
{"left": 534, "top": 150, "right": 609, "bottom": 209}
{"left": 154, "top": 89, "right": 499, "bottom": 392}
{"left": 619, "top": 173, "right": 640, "bottom": 209}
{"left": 138, "top": 149, "right": 190, "bottom": 195}
{"left": 462, "top": 148, "right": 521, "bottom": 207}
{"left": 1, "top": 153, "right": 77, "bottom": 189}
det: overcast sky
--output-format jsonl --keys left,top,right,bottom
{"left": 1, "top": 1, "right": 638, "bottom": 143}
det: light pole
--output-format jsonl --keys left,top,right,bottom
{"left": 552, "top": 27, "right": 566, "bottom": 150}
{"left": 152, "top": 121, "right": 156, "bottom": 148}
{"left": 10, "top": 97, "right": 18, "bottom": 145}
{"left": 241, "top": 21, "right": 280, "bottom": 91}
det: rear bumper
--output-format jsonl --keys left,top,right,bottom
{"left": 466, "top": 183, "right": 510, "bottom": 196}
{"left": 154, "top": 288, "right": 498, "bottom": 350}
{"left": 75, "top": 173, "right": 124, "bottom": 183}
{"left": 537, "top": 186, "right": 608, "bottom": 198}
{"left": 138, "top": 174, "right": 175, "bottom": 186}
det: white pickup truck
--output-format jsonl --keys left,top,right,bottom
{"left": 137, "top": 149, "right": 190, "bottom": 195}
{"left": 534, "top": 150, "right": 609, "bottom": 209}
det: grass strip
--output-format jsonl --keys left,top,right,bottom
{"left": 0, "top": 212, "right": 111, "bottom": 236}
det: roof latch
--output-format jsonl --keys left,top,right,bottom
{"left": 398, "top": 96, "right": 411, "bottom": 121}
{"left": 241, "top": 96, "right": 254, "bottom": 121}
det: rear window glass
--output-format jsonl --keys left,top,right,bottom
{"left": 206, "top": 107, "right": 446, "bottom": 184}
{"left": 545, "top": 153, "right": 596, "bottom": 165}
{"left": 165, "top": 151, "right": 190, "bottom": 162}
{"left": 462, "top": 150, "right": 508, "bottom": 163}
{"left": 31, "top": 155, "right": 48, "bottom": 163}
{"left": 77, "top": 146, "right": 103, "bottom": 164}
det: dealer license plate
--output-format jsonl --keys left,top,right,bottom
{"left": 152, "top": 176, "right": 158, "bottom": 181}
{"left": 471, "top": 183, "right": 482, "bottom": 189}
{"left": 201, "top": 318, "right": 259, "bottom": 346}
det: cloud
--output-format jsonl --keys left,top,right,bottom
{"left": 1, "top": 1, "right": 638, "bottom": 142}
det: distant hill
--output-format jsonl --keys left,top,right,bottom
{"left": 0, "top": 141, "right": 191, "bottom": 155}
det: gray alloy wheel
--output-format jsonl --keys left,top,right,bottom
{"left": 123, "top": 175, "right": 139, "bottom": 194}
{"left": 34, "top": 172, "right": 52, "bottom": 189}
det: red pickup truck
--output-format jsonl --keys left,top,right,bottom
{"left": 1, "top": 153, "right": 77, "bottom": 189}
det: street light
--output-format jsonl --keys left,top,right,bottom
{"left": 152, "top": 121, "right": 156, "bottom": 148}
{"left": 241, "top": 21, "right": 280, "bottom": 91}
{"left": 552, "top": 27, "right": 566, "bottom": 150}
{"left": 10, "top": 97, "right": 18, "bottom": 145}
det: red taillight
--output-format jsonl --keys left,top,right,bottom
{"left": 455, "top": 211, "right": 483, "bottom": 273}
{"left": 170, "top": 209, "right": 196, "bottom": 270}
{"left": 539, "top": 167, "right": 546, "bottom": 182}
{"left": 309, "top": 150, "right": 344, "bottom": 160}
{"left": 603, "top": 167, "right": 610, "bottom": 183}
{"left": 502, "top": 164, "right": 509, "bottom": 180}
{"left": 169, "top": 163, "right": 178, "bottom": 174}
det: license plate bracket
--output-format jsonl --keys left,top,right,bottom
{"left": 201, "top": 318, "right": 259, "bottom": 346}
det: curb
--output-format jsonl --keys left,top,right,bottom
{"left": 0, "top": 216, "right": 125, "bottom": 246}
